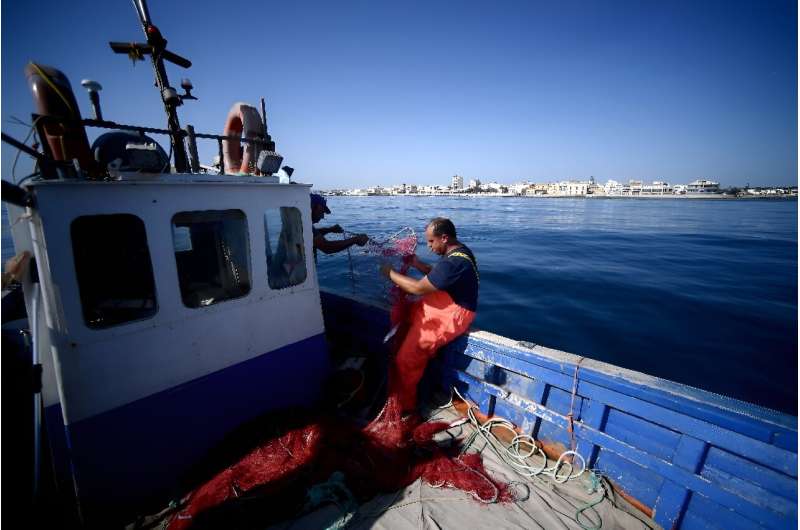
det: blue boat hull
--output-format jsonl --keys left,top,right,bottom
{"left": 45, "top": 333, "right": 330, "bottom": 523}
{"left": 320, "top": 291, "right": 797, "bottom": 530}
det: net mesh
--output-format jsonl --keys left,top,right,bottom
{"left": 167, "top": 408, "right": 511, "bottom": 529}
{"left": 361, "top": 227, "right": 418, "bottom": 258}
{"left": 332, "top": 228, "right": 418, "bottom": 305}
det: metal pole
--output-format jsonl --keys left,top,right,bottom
{"left": 260, "top": 97, "right": 268, "bottom": 136}
{"left": 185, "top": 125, "right": 200, "bottom": 173}
{"left": 133, "top": 0, "right": 152, "bottom": 26}
{"left": 132, "top": 0, "right": 189, "bottom": 173}
{"left": 31, "top": 284, "right": 41, "bottom": 499}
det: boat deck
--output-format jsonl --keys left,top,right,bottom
{"left": 265, "top": 402, "right": 660, "bottom": 530}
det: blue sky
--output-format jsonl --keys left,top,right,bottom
{"left": 2, "top": 0, "right": 796, "bottom": 188}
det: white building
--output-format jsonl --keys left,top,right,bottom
{"left": 468, "top": 179, "right": 481, "bottom": 189}
{"left": 548, "top": 180, "right": 589, "bottom": 196}
{"left": 603, "top": 179, "right": 623, "bottom": 195}
{"left": 641, "top": 181, "right": 673, "bottom": 195}
{"left": 566, "top": 181, "right": 589, "bottom": 195}
{"left": 451, "top": 175, "right": 464, "bottom": 190}
{"left": 508, "top": 182, "right": 530, "bottom": 195}
{"left": 687, "top": 179, "right": 721, "bottom": 193}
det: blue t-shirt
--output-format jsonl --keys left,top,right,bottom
{"left": 426, "top": 245, "right": 479, "bottom": 311}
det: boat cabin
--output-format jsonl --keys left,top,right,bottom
{"left": 8, "top": 173, "right": 330, "bottom": 520}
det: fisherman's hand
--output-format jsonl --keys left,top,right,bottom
{"left": 380, "top": 263, "right": 393, "bottom": 278}
{"left": 354, "top": 234, "right": 369, "bottom": 246}
{"left": 330, "top": 224, "right": 343, "bottom": 234}
{"left": 2, "top": 251, "right": 31, "bottom": 289}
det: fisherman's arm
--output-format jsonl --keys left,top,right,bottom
{"left": 314, "top": 234, "right": 368, "bottom": 255}
{"left": 381, "top": 264, "right": 438, "bottom": 295}
{"left": 409, "top": 254, "right": 432, "bottom": 274}
{"left": 316, "top": 224, "right": 344, "bottom": 236}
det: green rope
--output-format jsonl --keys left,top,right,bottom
{"left": 304, "top": 472, "right": 358, "bottom": 530}
{"left": 574, "top": 471, "right": 605, "bottom": 530}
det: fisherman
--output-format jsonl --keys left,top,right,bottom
{"left": 380, "top": 217, "right": 478, "bottom": 412}
{"left": 311, "top": 193, "right": 369, "bottom": 255}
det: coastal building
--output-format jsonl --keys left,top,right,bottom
{"left": 525, "top": 184, "right": 548, "bottom": 196}
{"left": 547, "top": 180, "right": 589, "bottom": 196}
{"left": 603, "top": 180, "right": 623, "bottom": 195}
{"left": 508, "top": 182, "right": 530, "bottom": 195}
{"left": 451, "top": 175, "right": 464, "bottom": 190}
{"left": 641, "top": 181, "right": 673, "bottom": 195}
{"left": 588, "top": 182, "right": 605, "bottom": 195}
{"left": 468, "top": 178, "right": 481, "bottom": 189}
{"left": 477, "top": 181, "right": 501, "bottom": 193}
{"left": 687, "top": 179, "right": 721, "bottom": 193}
{"left": 567, "top": 181, "right": 589, "bottom": 196}
{"left": 546, "top": 182, "right": 565, "bottom": 195}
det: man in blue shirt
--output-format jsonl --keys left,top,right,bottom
{"left": 381, "top": 217, "right": 478, "bottom": 412}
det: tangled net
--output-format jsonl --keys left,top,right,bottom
{"left": 163, "top": 226, "right": 513, "bottom": 529}
{"left": 361, "top": 227, "right": 418, "bottom": 258}
{"left": 339, "top": 227, "right": 418, "bottom": 318}
{"left": 166, "top": 399, "right": 512, "bottom": 530}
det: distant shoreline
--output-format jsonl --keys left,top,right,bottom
{"left": 323, "top": 193, "right": 797, "bottom": 200}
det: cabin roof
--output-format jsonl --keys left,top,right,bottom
{"left": 26, "top": 173, "right": 313, "bottom": 188}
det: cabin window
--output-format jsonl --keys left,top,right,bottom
{"left": 71, "top": 214, "right": 157, "bottom": 328}
{"left": 172, "top": 210, "right": 251, "bottom": 308}
{"left": 264, "top": 207, "right": 307, "bottom": 289}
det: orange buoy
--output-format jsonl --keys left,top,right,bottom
{"left": 222, "top": 102, "right": 264, "bottom": 174}
{"left": 25, "top": 63, "right": 100, "bottom": 178}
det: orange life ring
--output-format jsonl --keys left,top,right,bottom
{"left": 222, "top": 102, "right": 264, "bottom": 174}
{"left": 25, "top": 63, "right": 100, "bottom": 178}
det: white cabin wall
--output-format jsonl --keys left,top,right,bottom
{"left": 7, "top": 204, "right": 62, "bottom": 409}
{"left": 30, "top": 180, "right": 324, "bottom": 424}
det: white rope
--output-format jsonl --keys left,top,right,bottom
{"left": 452, "top": 387, "right": 586, "bottom": 484}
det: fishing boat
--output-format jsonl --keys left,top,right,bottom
{"left": 2, "top": 2, "right": 796, "bottom": 528}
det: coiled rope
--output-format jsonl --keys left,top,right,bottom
{"left": 450, "top": 387, "right": 606, "bottom": 530}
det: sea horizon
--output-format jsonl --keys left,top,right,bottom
{"left": 315, "top": 195, "right": 798, "bottom": 414}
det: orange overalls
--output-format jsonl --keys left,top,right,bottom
{"left": 389, "top": 289, "right": 476, "bottom": 412}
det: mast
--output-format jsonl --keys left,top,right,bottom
{"left": 110, "top": 0, "right": 191, "bottom": 172}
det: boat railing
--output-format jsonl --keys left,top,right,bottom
{"left": 25, "top": 113, "right": 274, "bottom": 180}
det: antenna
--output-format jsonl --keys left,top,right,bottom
{"left": 109, "top": 0, "right": 192, "bottom": 172}
{"left": 133, "top": 0, "right": 152, "bottom": 27}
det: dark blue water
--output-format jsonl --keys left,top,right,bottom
{"left": 2, "top": 198, "right": 797, "bottom": 413}
{"left": 314, "top": 197, "right": 798, "bottom": 415}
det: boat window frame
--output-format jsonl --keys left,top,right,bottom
{"left": 70, "top": 212, "right": 159, "bottom": 329}
{"left": 171, "top": 208, "right": 253, "bottom": 308}
{"left": 263, "top": 206, "right": 309, "bottom": 290}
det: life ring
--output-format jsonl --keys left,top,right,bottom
{"left": 25, "top": 63, "right": 100, "bottom": 178}
{"left": 222, "top": 102, "right": 264, "bottom": 174}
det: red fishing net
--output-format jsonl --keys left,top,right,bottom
{"left": 376, "top": 229, "right": 418, "bottom": 328}
{"left": 168, "top": 424, "right": 324, "bottom": 530}
{"left": 165, "top": 227, "right": 508, "bottom": 528}
{"left": 363, "top": 227, "right": 417, "bottom": 258}
{"left": 167, "top": 404, "right": 511, "bottom": 529}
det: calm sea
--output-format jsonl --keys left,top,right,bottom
{"left": 2, "top": 198, "right": 797, "bottom": 414}
{"left": 314, "top": 196, "right": 798, "bottom": 415}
